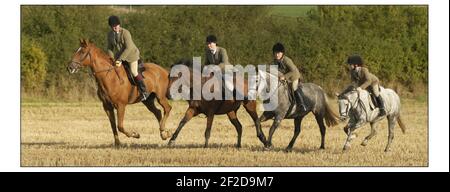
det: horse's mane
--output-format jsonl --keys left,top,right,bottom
{"left": 88, "top": 42, "right": 114, "bottom": 65}
{"left": 258, "top": 69, "right": 279, "bottom": 83}
{"left": 339, "top": 86, "right": 382, "bottom": 100}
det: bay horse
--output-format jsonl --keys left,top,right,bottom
{"left": 67, "top": 39, "right": 172, "bottom": 146}
{"left": 337, "top": 87, "right": 406, "bottom": 152}
{"left": 258, "top": 70, "right": 340, "bottom": 152}
{"left": 166, "top": 59, "right": 266, "bottom": 148}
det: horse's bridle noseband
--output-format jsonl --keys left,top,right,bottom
{"left": 70, "top": 48, "right": 92, "bottom": 70}
{"left": 339, "top": 91, "right": 359, "bottom": 117}
{"left": 340, "top": 90, "right": 368, "bottom": 121}
{"left": 70, "top": 47, "right": 115, "bottom": 75}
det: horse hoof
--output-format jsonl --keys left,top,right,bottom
{"left": 114, "top": 142, "right": 121, "bottom": 147}
{"left": 384, "top": 148, "right": 391, "bottom": 152}
{"left": 131, "top": 132, "right": 140, "bottom": 139}
{"left": 361, "top": 141, "right": 368, "bottom": 146}
{"left": 284, "top": 148, "right": 293, "bottom": 153}
{"left": 160, "top": 130, "right": 172, "bottom": 140}
{"left": 343, "top": 145, "right": 350, "bottom": 151}
{"left": 235, "top": 144, "right": 242, "bottom": 148}
{"left": 168, "top": 140, "right": 175, "bottom": 146}
{"left": 263, "top": 145, "right": 273, "bottom": 151}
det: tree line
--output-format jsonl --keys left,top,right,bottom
{"left": 21, "top": 5, "right": 427, "bottom": 101}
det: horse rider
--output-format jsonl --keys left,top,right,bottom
{"left": 346, "top": 54, "right": 386, "bottom": 116}
{"left": 272, "top": 42, "right": 306, "bottom": 111}
{"left": 204, "top": 35, "right": 230, "bottom": 70}
{"left": 204, "top": 35, "right": 244, "bottom": 99}
{"left": 107, "top": 15, "right": 150, "bottom": 101}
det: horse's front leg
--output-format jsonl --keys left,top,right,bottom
{"left": 227, "top": 111, "right": 243, "bottom": 148}
{"left": 102, "top": 101, "right": 120, "bottom": 146}
{"left": 385, "top": 115, "right": 396, "bottom": 152}
{"left": 168, "top": 107, "right": 197, "bottom": 146}
{"left": 204, "top": 114, "right": 215, "bottom": 148}
{"left": 343, "top": 125, "right": 357, "bottom": 151}
{"left": 244, "top": 101, "right": 266, "bottom": 146}
{"left": 265, "top": 115, "right": 283, "bottom": 150}
{"left": 116, "top": 104, "right": 140, "bottom": 139}
{"left": 285, "top": 117, "right": 303, "bottom": 152}
{"left": 156, "top": 95, "right": 172, "bottom": 140}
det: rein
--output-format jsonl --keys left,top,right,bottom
{"left": 72, "top": 48, "right": 123, "bottom": 84}
{"left": 280, "top": 80, "right": 296, "bottom": 116}
{"left": 339, "top": 89, "right": 369, "bottom": 121}
{"left": 349, "top": 91, "right": 369, "bottom": 121}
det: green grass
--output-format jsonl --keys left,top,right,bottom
{"left": 270, "top": 6, "right": 316, "bottom": 17}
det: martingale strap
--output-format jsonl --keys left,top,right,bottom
{"left": 356, "top": 91, "right": 369, "bottom": 121}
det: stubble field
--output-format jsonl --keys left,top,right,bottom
{"left": 21, "top": 99, "right": 427, "bottom": 167}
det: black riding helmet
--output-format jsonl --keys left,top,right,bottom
{"left": 206, "top": 35, "right": 217, "bottom": 43}
{"left": 347, "top": 54, "right": 363, "bottom": 65}
{"left": 108, "top": 15, "right": 120, "bottom": 27}
{"left": 272, "top": 42, "right": 285, "bottom": 53}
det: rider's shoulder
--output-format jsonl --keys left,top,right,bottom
{"left": 283, "top": 55, "right": 292, "bottom": 61}
{"left": 217, "top": 46, "right": 227, "bottom": 53}
{"left": 121, "top": 28, "right": 130, "bottom": 34}
{"left": 283, "top": 56, "right": 295, "bottom": 65}
{"left": 360, "top": 67, "right": 371, "bottom": 73}
{"left": 107, "top": 30, "right": 115, "bottom": 36}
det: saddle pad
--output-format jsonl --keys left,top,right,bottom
{"left": 368, "top": 93, "right": 377, "bottom": 110}
{"left": 123, "top": 60, "right": 146, "bottom": 85}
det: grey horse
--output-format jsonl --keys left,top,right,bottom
{"left": 258, "top": 71, "right": 340, "bottom": 152}
{"left": 337, "top": 87, "right": 406, "bottom": 152}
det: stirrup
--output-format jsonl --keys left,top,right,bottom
{"left": 295, "top": 94, "right": 307, "bottom": 111}
{"left": 140, "top": 92, "right": 150, "bottom": 101}
{"left": 300, "top": 104, "right": 307, "bottom": 112}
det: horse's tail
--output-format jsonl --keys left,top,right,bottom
{"left": 397, "top": 114, "right": 407, "bottom": 134}
{"left": 323, "top": 96, "right": 340, "bottom": 127}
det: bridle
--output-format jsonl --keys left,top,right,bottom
{"left": 340, "top": 90, "right": 367, "bottom": 120}
{"left": 71, "top": 47, "right": 115, "bottom": 75}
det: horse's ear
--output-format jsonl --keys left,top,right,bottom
{"left": 80, "top": 38, "right": 87, "bottom": 47}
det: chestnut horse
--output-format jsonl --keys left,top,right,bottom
{"left": 67, "top": 39, "right": 172, "bottom": 146}
{"left": 167, "top": 60, "right": 267, "bottom": 148}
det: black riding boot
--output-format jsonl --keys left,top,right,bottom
{"left": 295, "top": 88, "right": 307, "bottom": 112}
{"left": 135, "top": 75, "right": 150, "bottom": 101}
{"left": 376, "top": 95, "right": 386, "bottom": 116}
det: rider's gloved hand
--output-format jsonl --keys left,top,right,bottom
{"left": 115, "top": 60, "right": 122, "bottom": 67}
{"left": 356, "top": 87, "right": 363, "bottom": 92}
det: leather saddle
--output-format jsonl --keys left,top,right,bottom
{"left": 284, "top": 81, "right": 300, "bottom": 115}
{"left": 122, "top": 59, "right": 146, "bottom": 85}
{"left": 367, "top": 86, "right": 382, "bottom": 110}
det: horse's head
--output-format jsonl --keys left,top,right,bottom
{"left": 167, "top": 59, "right": 193, "bottom": 100}
{"left": 67, "top": 38, "right": 93, "bottom": 74}
{"left": 336, "top": 88, "right": 359, "bottom": 120}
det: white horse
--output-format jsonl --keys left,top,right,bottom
{"left": 337, "top": 87, "right": 406, "bottom": 152}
